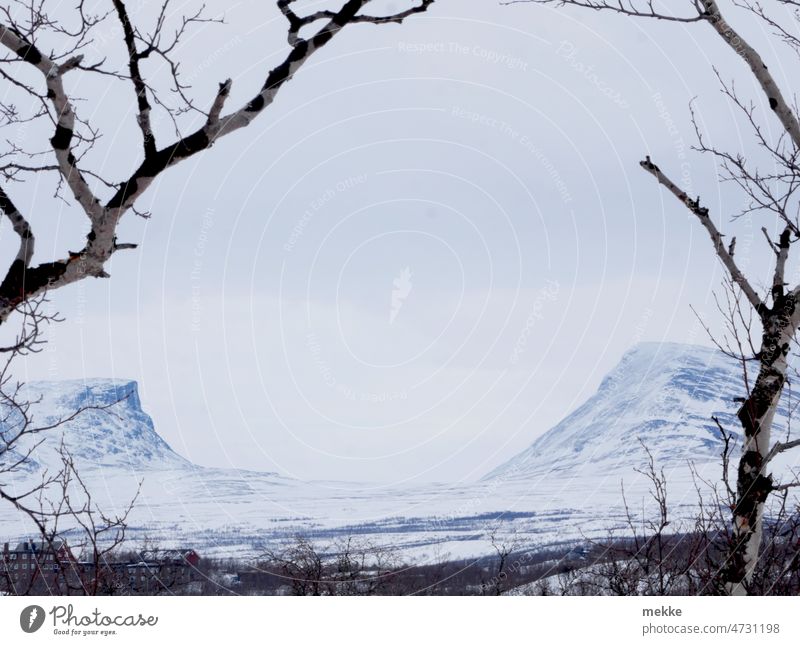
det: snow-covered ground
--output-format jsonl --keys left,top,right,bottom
{"left": 2, "top": 343, "right": 798, "bottom": 562}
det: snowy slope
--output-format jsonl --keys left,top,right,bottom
{"left": 1, "top": 344, "right": 798, "bottom": 561}
{"left": 486, "top": 342, "right": 799, "bottom": 480}
{"left": 1, "top": 379, "right": 191, "bottom": 473}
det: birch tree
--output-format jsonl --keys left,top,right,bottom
{"left": 0, "top": 0, "right": 435, "bottom": 326}
{"left": 514, "top": 0, "right": 800, "bottom": 595}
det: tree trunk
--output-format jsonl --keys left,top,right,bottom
{"left": 725, "top": 296, "right": 798, "bottom": 595}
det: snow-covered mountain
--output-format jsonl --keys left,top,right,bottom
{"left": 486, "top": 342, "right": 798, "bottom": 481}
{"left": 2, "top": 379, "right": 190, "bottom": 473}
{"left": 1, "top": 343, "right": 798, "bottom": 561}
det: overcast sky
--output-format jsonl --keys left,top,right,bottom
{"left": 7, "top": 0, "right": 800, "bottom": 483}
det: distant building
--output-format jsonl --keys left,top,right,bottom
{"left": 1, "top": 538, "right": 80, "bottom": 594}
{"left": 122, "top": 548, "right": 201, "bottom": 593}
{"left": 2, "top": 538, "right": 201, "bottom": 595}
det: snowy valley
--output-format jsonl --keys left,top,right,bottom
{"left": 2, "top": 342, "right": 798, "bottom": 565}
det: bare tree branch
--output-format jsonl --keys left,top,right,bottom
{"left": 640, "top": 155, "right": 764, "bottom": 313}
{"left": 0, "top": 1, "right": 436, "bottom": 325}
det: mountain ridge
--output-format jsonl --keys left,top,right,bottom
{"left": 2, "top": 378, "right": 190, "bottom": 473}
{"left": 484, "top": 342, "right": 799, "bottom": 480}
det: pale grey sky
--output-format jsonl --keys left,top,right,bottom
{"left": 6, "top": 0, "right": 798, "bottom": 482}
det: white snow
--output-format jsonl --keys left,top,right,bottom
{"left": 1, "top": 343, "right": 798, "bottom": 561}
